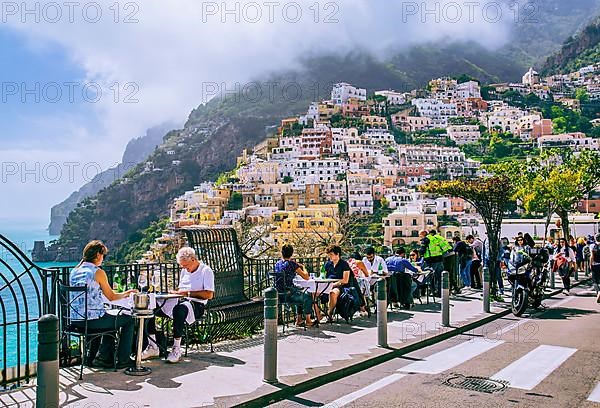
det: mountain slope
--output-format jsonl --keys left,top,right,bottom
{"left": 52, "top": 3, "right": 600, "bottom": 260}
{"left": 48, "top": 123, "right": 176, "bottom": 235}
{"left": 542, "top": 16, "right": 600, "bottom": 74}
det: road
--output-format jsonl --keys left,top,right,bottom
{"left": 268, "top": 282, "right": 600, "bottom": 408}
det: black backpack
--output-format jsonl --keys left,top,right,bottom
{"left": 592, "top": 244, "right": 600, "bottom": 264}
{"left": 336, "top": 287, "right": 361, "bottom": 323}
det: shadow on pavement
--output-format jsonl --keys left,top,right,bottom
{"left": 536, "top": 307, "right": 597, "bottom": 321}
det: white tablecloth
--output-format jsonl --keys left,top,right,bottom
{"left": 108, "top": 293, "right": 196, "bottom": 325}
{"left": 293, "top": 278, "right": 338, "bottom": 295}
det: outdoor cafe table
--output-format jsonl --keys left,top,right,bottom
{"left": 107, "top": 293, "right": 185, "bottom": 375}
{"left": 293, "top": 278, "right": 338, "bottom": 320}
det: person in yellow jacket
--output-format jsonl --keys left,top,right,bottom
{"left": 419, "top": 230, "right": 451, "bottom": 297}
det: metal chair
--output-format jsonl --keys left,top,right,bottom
{"left": 57, "top": 282, "right": 120, "bottom": 380}
{"left": 414, "top": 268, "right": 436, "bottom": 304}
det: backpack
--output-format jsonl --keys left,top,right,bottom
{"left": 336, "top": 287, "right": 361, "bottom": 323}
{"left": 592, "top": 244, "right": 600, "bottom": 264}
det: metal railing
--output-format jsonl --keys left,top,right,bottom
{"left": 0, "top": 230, "right": 325, "bottom": 390}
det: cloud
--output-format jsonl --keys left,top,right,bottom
{"left": 1, "top": 0, "right": 515, "bottom": 222}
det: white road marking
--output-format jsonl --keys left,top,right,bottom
{"left": 587, "top": 382, "right": 600, "bottom": 402}
{"left": 491, "top": 345, "right": 577, "bottom": 390}
{"left": 397, "top": 337, "right": 504, "bottom": 374}
{"left": 326, "top": 373, "right": 406, "bottom": 407}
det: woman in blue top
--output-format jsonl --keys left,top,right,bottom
{"left": 69, "top": 240, "right": 137, "bottom": 368}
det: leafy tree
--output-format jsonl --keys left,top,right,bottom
{"left": 575, "top": 87, "right": 590, "bottom": 103}
{"left": 282, "top": 176, "right": 294, "bottom": 184}
{"left": 420, "top": 176, "right": 515, "bottom": 296}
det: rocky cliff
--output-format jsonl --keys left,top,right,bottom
{"left": 48, "top": 123, "right": 176, "bottom": 235}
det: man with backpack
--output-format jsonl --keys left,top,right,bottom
{"left": 590, "top": 234, "right": 600, "bottom": 301}
{"left": 420, "top": 230, "right": 452, "bottom": 297}
{"left": 322, "top": 245, "right": 362, "bottom": 323}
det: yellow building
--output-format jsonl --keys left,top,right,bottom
{"left": 270, "top": 204, "right": 342, "bottom": 253}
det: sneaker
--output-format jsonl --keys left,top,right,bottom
{"left": 392, "top": 302, "right": 400, "bottom": 308}
{"left": 166, "top": 347, "right": 182, "bottom": 364}
{"left": 359, "top": 311, "right": 369, "bottom": 317}
{"left": 141, "top": 345, "right": 160, "bottom": 360}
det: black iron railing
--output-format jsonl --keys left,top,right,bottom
{"left": 1, "top": 230, "right": 326, "bottom": 390}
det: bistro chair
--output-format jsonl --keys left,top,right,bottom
{"left": 57, "top": 281, "right": 120, "bottom": 380}
{"left": 267, "top": 272, "right": 307, "bottom": 333}
{"left": 414, "top": 268, "right": 436, "bottom": 304}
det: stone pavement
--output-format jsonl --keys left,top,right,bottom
{"left": 0, "top": 276, "right": 588, "bottom": 408}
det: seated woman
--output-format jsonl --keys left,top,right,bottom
{"left": 272, "top": 244, "right": 315, "bottom": 327}
{"left": 348, "top": 252, "right": 370, "bottom": 317}
{"left": 69, "top": 240, "right": 137, "bottom": 368}
{"left": 142, "top": 247, "right": 214, "bottom": 363}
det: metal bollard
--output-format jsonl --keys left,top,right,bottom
{"left": 37, "top": 314, "right": 59, "bottom": 408}
{"left": 441, "top": 271, "right": 450, "bottom": 327}
{"left": 263, "top": 287, "right": 278, "bottom": 384}
{"left": 574, "top": 266, "right": 579, "bottom": 281}
{"left": 377, "top": 278, "right": 388, "bottom": 348}
{"left": 483, "top": 267, "right": 490, "bottom": 313}
{"left": 551, "top": 264, "right": 556, "bottom": 289}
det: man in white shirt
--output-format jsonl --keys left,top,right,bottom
{"left": 362, "top": 247, "right": 388, "bottom": 274}
{"left": 143, "top": 247, "right": 215, "bottom": 363}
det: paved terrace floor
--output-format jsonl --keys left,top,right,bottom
{"left": 0, "top": 278, "right": 589, "bottom": 408}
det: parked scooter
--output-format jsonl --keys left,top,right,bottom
{"left": 507, "top": 247, "right": 550, "bottom": 316}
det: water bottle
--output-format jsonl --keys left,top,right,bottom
{"left": 320, "top": 263, "right": 326, "bottom": 279}
{"left": 378, "top": 261, "right": 383, "bottom": 275}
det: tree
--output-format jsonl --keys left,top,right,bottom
{"left": 420, "top": 176, "right": 516, "bottom": 296}
{"left": 553, "top": 150, "right": 600, "bottom": 239}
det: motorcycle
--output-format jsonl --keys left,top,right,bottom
{"left": 507, "top": 248, "right": 550, "bottom": 316}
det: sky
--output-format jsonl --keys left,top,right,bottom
{"left": 0, "top": 0, "right": 516, "bottom": 231}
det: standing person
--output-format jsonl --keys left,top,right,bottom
{"left": 498, "top": 237, "right": 512, "bottom": 294}
{"left": 466, "top": 235, "right": 483, "bottom": 289}
{"left": 385, "top": 248, "right": 419, "bottom": 309}
{"left": 554, "top": 238, "right": 576, "bottom": 295}
{"left": 419, "top": 230, "right": 448, "bottom": 297}
{"left": 576, "top": 237, "right": 587, "bottom": 274}
{"left": 362, "top": 247, "right": 388, "bottom": 275}
{"left": 143, "top": 247, "right": 214, "bottom": 363}
{"left": 69, "top": 240, "right": 137, "bottom": 369}
{"left": 271, "top": 244, "right": 315, "bottom": 327}
{"left": 589, "top": 234, "right": 600, "bottom": 299}
{"left": 453, "top": 236, "right": 472, "bottom": 289}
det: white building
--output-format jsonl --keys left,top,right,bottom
{"left": 411, "top": 98, "right": 458, "bottom": 127}
{"left": 456, "top": 81, "right": 481, "bottom": 99}
{"left": 363, "top": 128, "right": 395, "bottom": 145}
{"left": 537, "top": 133, "right": 600, "bottom": 151}
{"left": 331, "top": 82, "right": 367, "bottom": 106}
{"left": 522, "top": 67, "right": 540, "bottom": 86}
{"left": 348, "top": 182, "right": 374, "bottom": 215}
{"left": 446, "top": 125, "right": 481, "bottom": 145}
{"left": 375, "top": 90, "right": 408, "bottom": 105}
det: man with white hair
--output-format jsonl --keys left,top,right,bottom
{"left": 142, "top": 246, "right": 215, "bottom": 363}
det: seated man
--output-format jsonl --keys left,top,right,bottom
{"left": 272, "top": 244, "right": 315, "bottom": 327}
{"left": 385, "top": 247, "right": 419, "bottom": 310}
{"left": 321, "top": 244, "right": 354, "bottom": 323}
{"left": 142, "top": 247, "right": 214, "bottom": 363}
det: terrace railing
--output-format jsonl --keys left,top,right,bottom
{"left": 0, "top": 231, "right": 325, "bottom": 390}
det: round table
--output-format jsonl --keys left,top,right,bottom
{"left": 124, "top": 310, "right": 154, "bottom": 376}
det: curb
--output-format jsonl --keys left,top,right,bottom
{"left": 232, "top": 278, "right": 590, "bottom": 408}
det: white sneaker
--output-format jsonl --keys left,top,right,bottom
{"left": 141, "top": 345, "right": 160, "bottom": 360}
{"left": 166, "top": 347, "right": 182, "bottom": 363}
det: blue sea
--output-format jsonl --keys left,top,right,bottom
{"left": 0, "top": 223, "right": 74, "bottom": 370}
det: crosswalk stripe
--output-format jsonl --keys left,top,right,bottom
{"left": 491, "top": 345, "right": 577, "bottom": 390}
{"left": 326, "top": 373, "right": 407, "bottom": 407}
{"left": 397, "top": 337, "right": 505, "bottom": 374}
{"left": 588, "top": 382, "right": 600, "bottom": 402}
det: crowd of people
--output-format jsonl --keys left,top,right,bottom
{"left": 67, "top": 231, "right": 600, "bottom": 369}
